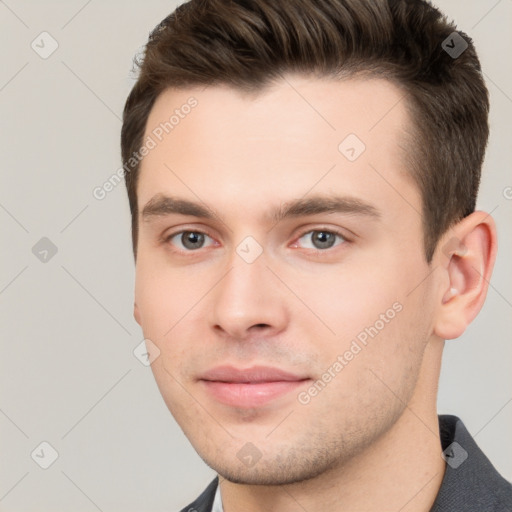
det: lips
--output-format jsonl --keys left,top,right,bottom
{"left": 199, "top": 365, "right": 308, "bottom": 383}
{"left": 199, "top": 365, "right": 310, "bottom": 408}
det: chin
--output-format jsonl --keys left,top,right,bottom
{"left": 201, "top": 450, "right": 339, "bottom": 487}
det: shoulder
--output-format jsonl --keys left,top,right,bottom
{"left": 431, "top": 415, "right": 512, "bottom": 511}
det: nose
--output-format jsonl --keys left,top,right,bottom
{"left": 209, "top": 250, "right": 289, "bottom": 342}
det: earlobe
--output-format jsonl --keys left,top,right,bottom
{"left": 134, "top": 302, "right": 142, "bottom": 326}
{"left": 433, "top": 211, "right": 497, "bottom": 340}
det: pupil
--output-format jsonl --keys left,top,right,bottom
{"left": 313, "top": 231, "right": 335, "bottom": 249}
{"left": 183, "top": 231, "right": 204, "bottom": 249}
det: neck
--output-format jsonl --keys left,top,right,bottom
{"left": 220, "top": 338, "right": 446, "bottom": 512}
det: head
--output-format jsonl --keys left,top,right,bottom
{"left": 121, "top": 0, "right": 496, "bottom": 485}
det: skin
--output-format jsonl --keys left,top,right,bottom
{"left": 133, "top": 75, "right": 497, "bottom": 512}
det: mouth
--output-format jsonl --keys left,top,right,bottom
{"left": 198, "top": 365, "right": 311, "bottom": 408}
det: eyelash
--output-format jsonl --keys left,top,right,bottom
{"left": 162, "top": 227, "right": 350, "bottom": 254}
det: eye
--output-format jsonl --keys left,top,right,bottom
{"left": 295, "top": 229, "right": 346, "bottom": 250}
{"left": 167, "top": 230, "right": 216, "bottom": 251}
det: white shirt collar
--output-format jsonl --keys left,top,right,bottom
{"left": 211, "top": 479, "right": 224, "bottom": 512}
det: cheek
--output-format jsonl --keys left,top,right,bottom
{"left": 293, "top": 253, "right": 432, "bottom": 381}
{"left": 134, "top": 257, "right": 202, "bottom": 335}
{"left": 134, "top": 268, "right": 170, "bottom": 337}
{"left": 343, "top": 273, "right": 435, "bottom": 405}
{"left": 134, "top": 259, "right": 221, "bottom": 379}
{"left": 304, "top": 300, "right": 428, "bottom": 427}
{"left": 287, "top": 259, "right": 403, "bottom": 341}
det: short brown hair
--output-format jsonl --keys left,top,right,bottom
{"left": 121, "top": 0, "right": 489, "bottom": 261}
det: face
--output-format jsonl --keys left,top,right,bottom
{"left": 133, "top": 76, "right": 438, "bottom": 484}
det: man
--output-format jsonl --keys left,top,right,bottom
{"left": 121, "top": 0, "right": 512, "bottom": 510}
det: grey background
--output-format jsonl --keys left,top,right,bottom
{"left": 0, "top": 1, "right": 511, "bottom": 511}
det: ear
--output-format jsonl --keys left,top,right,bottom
{"left": 134, "top": 302, "right": 142, "bottom": 326}
{"left": 433, "top": 211, "right": 497, "bottom": 340}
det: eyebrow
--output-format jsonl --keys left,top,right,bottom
{"left": 141, "top": 193, "right": 380, "bottom": 224}
{"left": 142, "top": 194, "right": 214, "bottom": 220}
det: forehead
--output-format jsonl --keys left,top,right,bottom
{"left": 137, "top": 75, "right": 418, "bottom": 222}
